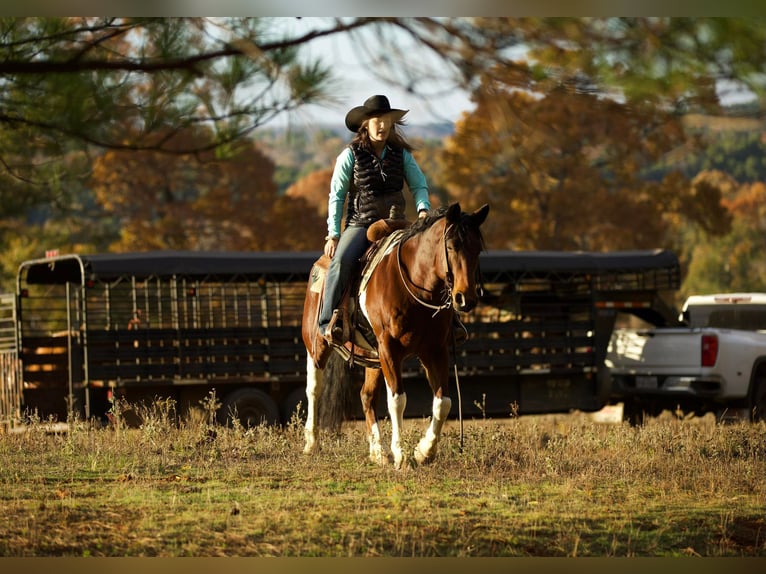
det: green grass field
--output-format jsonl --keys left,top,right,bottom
{"left": 0, "top": 397, "right": 763, "bottom": 557}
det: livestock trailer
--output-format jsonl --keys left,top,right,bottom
{"left": 8, "top": 249, "right": 680, "bottom": 426}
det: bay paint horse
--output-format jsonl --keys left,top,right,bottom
{"left": 300, "top": 203, "right": 490, "bottom": 468}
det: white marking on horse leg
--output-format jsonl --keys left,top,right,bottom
{"left": 368, "top": 421, "right": 384, "bottom": 465}
{"left": 386, "top": 384, "right": 407, "bottom": 469}
{"left": 414, "top": 396, "right": 452, "bottom": 464}
{"left": 303, "top": 355, "right": 323, "bottom": 454}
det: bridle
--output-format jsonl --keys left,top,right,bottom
{"left": 395, "top": 222, "right": 456, "bottom": 316}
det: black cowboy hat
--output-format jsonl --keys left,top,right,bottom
{"left": 344, "top": 95, "right": 408, "bottom": 132}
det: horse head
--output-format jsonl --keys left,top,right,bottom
{"left": 444, "top": 202, "right": 490, "bottom": 313}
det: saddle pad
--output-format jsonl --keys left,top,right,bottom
{"left": 358, "top": 229, "right": 406, "bottom": 295}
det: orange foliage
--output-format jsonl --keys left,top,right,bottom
{"left": 437, "top": 82, "right": 723, "bottom": 252}
{"left": 722, "top": 180, "right": 766, "bottom": 224}
{"left": 285, "top": 168, "right": 332, "bottom": 218}
{"left": 91, "top": 127, "right": 325, "bottom": 252}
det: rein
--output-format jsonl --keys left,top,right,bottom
{"left": 395, "top": 223, "right": 454, "bottom": 315}
{"left": 452, "top": 328, "right": 464, "bottom": 453}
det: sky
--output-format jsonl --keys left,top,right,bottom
{"left": 270, "top": 18, "right": 476, "bottom": 129}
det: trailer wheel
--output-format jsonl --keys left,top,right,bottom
{"left": 622, "top": 400, "right": 647, "bottom": 426}
{"left": 281, "top": 387, "right": 307, "bottom": 425}
{"left": 750, "top": 377, "right": 766, "bottom": 423}
{"left": 218, "top": 388, "right": 280, "bottom": 428}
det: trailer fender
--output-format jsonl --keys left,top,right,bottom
{"left": 218, "top": 388, "right": 280, "bottom": 428}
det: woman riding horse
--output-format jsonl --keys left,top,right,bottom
{"left": 316, "top": 95, "right": 430, "bottom": 349}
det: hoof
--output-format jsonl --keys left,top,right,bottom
{"left": 413, "top": 441, "right": 436, "bottom": 465}
{"left": 369, "top": 447, "right": 386, "bottom": 466}
{"left": 303, "top": 433, "right": 318, "bottom": 455}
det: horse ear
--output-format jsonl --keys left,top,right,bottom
{"left": 471, "top": 204, "right": 490, "bottom": 226}
{"left": 447, "top": 202, "right": 462, "bottom": 223}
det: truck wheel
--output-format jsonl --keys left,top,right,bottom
{"left": 281, "top": 387, "right": 307, "bottom": 425}
{"left": 750, "top": 378, "right": 766, "bottom": 423}
{"left": 218, "top": 388, "right": 280, "bottom": 428}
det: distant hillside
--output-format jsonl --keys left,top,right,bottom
{"left": 260, "top": 121, "right": 455, "bottom": 142}
{"left": 683, "top": 113, "right": 765, "bottom": 133}
{"left": 648, "top": 109, "right": 766, "bottom": 183}
{"left": 401, "top": 122, "right": 455, "bottom": 140}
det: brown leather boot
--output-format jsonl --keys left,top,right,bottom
{"left": 313, "top": 329, "right": 331, "bottom": 369}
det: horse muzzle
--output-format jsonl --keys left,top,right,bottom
{"left": 453, "top": 291, "right": 477, "bottom": 313}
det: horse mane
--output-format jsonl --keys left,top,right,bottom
{"left": 400, "top": 205, "right": 486, "bottom": 250}
{"left": 399, "top": 206, "right": 447, "bottom": 242}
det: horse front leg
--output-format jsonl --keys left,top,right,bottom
{"left": 414, "top": 349, "right": 452, "bottom": 465}
{"left": 303, "top": 354, "right": 323, "bottom": 454}
{"left": 378, "top": 343, "right": 407, "bottom": 469}
{"left": 414, "top": 395, "right": 452, "bottom": 464}
{"left": 386, "top": 383, "right": 407, "bottom": 469}
{"left": 360, "top": 367, "right": 385, "bottom": 465}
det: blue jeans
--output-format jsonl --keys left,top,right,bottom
{"left": 318, "top": 225, "right": 370, "bottom": 332}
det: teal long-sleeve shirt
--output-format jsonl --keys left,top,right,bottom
{"left": 326, "top": 145, "right": 430, "bottom": 238}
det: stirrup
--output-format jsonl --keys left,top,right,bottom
{"left": 325, "top": 310, "right": 345, "bottom": 344}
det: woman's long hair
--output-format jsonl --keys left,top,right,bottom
{"left": 351, "top": 117, "right": 415, "bottom": 153}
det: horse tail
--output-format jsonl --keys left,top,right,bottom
{"left": 318, "top": 352, "right": 357, "bottom": 433}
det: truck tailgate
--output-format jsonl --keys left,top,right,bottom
{"left": 608, "top": 328, "right": 703, "bottom": 371}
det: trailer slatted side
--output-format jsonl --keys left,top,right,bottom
{"left": 14, "top": 250, "right": 682, "bottom": 424}
{"left": 0, "top": 294, "right": 21, "bottom": 429}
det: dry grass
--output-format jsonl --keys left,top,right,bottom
{"left": 0, "top": 396, "right": 763, "bottom": 557}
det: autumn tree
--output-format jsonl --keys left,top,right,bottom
{"left": 438, "top": 85, "right": 726, "bottom": 251}
{"left": 0, "top": 18, "right": 341, "bottom": 210}
{"left": 285, "top": 169, "right": 333, "bottom": 220}
{"left": 431, "top": 18, "right": 766, "bottom": 253}
{"left": 90, "top": 127, "right": 325, "bottom": 252}
{"left": 682, "top": 172, "right": 766, "bottom": 295}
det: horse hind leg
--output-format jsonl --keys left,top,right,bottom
{"left": 414, "top": 396, "right": 452, "bottom": 465}
{"left": 303, "top": 354, "right": 324, "bottom": 454}
{"left": 361, "top": 368, "right": 385, "bottom": 465}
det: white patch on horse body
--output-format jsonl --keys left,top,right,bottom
{"left": 303, "top": 355, "right": 323, "bottom": 454}
{"left": 359, "top": 290, "right": 370, "bottom": 325}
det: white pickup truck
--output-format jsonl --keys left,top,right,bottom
{"left": 606, "top": 293, "right": 766, "bottom": 423}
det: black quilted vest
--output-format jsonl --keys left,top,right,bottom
{"left": 346, "top": 142, "right": 406, "bottom": 228}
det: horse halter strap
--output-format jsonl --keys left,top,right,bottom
{"left": 396, "top": 223, "right": 454, "bottom": 315}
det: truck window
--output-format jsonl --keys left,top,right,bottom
{"left": 702, "top": 308, "right": 766, "bottom": 331}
